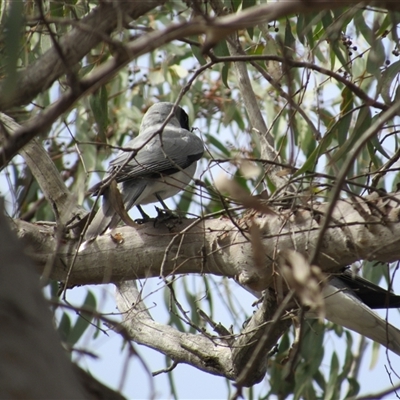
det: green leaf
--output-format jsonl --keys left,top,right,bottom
{"left": 232, "top": 0, "right": 242, "bottom": 12}
{"left": 337, "top": 87, "right": 354, "bottom": 145}
{"left": 49, "top": 280, "right": 60, "bottom": 301}
{"left": 370, "top": 341, "right": 380, "bottom": 369}
{"left": 378, "top": 60, "right": 400, "bottom": 104}
{"left": 376, "top": 14, "right": 392, "bottom": 37}
{"left": 165, "top": 356, "right": 179, "bottom": 399}
{"left": 202, "top": 276, "right": 214, "bottom": 316}
{"left": 345, "top": 377, "right": 360, "bottom": 398}
{"left": 66, "top": 290, "right": 97, "bottom": 346}
{"left": 93, "top": 317, "right": 102, "bottom": 339}
{"left": 337, "top": 331, "right": 354, "bottom": 387}
{"left": 313, "top": 370, "right": 326, "bottom": 391}
{"left": 330, "top": 41, "right": 350, "bottom": 73}
{"left": 176, "top": 184, "right": 194, "bottom": 213}
{"left": 321, "top": 11, "right": 335, "bottom": 40}
{"left": 318, "top": 109, "right": 336, "bottom": 129}
{"left": 233, "top": 169, "right": 250, "bottom": 192}
{"left": 333, "top": 8, "right": 353, "bottom": 34}
{"left": 324, "top": 352, "right": 339, "bottom": 400}
{"left": 164, "top": 285, "right": 186, "bottom": 332}
{"left": 367, "top": 140, "right": 380, "bottom": 170}
{"left": 148, "top": 68, "right": 165, "bottom": 85}
{"left": 354, "top": 10, "right": 374, "bottom": 46}
{"left": 293, "top": 133, "right": 332, "bottom": 177}
{"left": 331, "top": 106, "right": 368, "bottom": 164}
{"left": 190, "top": 43, "right": 207, "bottom": 65}
{"left": 213, "top": 39, "right": 230, "bottom": 58}
{"left": 206, "top": 133, "right": 231, "bottom": 157}
{"left": 50, "top": 0, "right": 64, "bottom": 17}
{"left": 58, "top": 312, "right": 72, "bottom": 343}
{"left": 300, "top": 320, "right": 325, "bottom": 376}
{"left": 362, "top": 260, "right": 388, "bottom": 285}
{"left": 3, "top": 0, "right": 24, "bottom": 96}
{"left": 90, "top": 85, "right": 109, "bottom": 141}
{"left": 369, "top": 115, "right": 390, "bottom": 159}
{"left": 371, "top": 133, "right": 390, "bottom": 159}
{"left": 304, "top": 14, "right": 317, "bottom": 49}
{"left": 296, "top": 14, "right": 306, "bottom": 45}
{"left": 221, "top": 62, "right": 230, "bottom": 89}
{"left": 182, "top": 278, "right": 199, "bottom": 333}
{"left": 366, "top": 39, "right": 386, "bottom": 79}
{"left": 284, "top": 18, "right": 296, "bottom": 56}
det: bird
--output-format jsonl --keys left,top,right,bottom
{"left": 322, "top": 271, "right": 400, "bottom": 356}
{"left": 83, "top": 102, "right": 204, "bottom": 242}
{"left": 248, "top": 268, "right": 400, "bottom": 356}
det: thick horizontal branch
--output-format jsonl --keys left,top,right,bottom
{"left": 12, "top": 192, "right": 400, "bottom": 288}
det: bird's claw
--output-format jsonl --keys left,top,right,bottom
{"left": 154, "top": 207, "right": 182, "bottom": 229}
{"left": 134, "top": 216, "right": 153, "bottom": 225}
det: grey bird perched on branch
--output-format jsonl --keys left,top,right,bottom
{"left": 83, "top": 102, "right": 204, "bottom": 243}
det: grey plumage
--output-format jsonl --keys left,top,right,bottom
{"left": 322, "top": 275, "right": 400, "bottom": 356}
{"left": 246, "top": 270, "right": 400, "bottom": 356}
{"left": 84, "top": 102, "right": 204, "bottom": 242}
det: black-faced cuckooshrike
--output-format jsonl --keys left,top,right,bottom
{"left": 83, "top": 102, "right": 204, "bottom": 242}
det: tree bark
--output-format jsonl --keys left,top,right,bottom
{"left": 0, "top": 202, "right": 86, "bottom": 398}
{"left": 12, "top": 192, "right": 400, "bottom": 288}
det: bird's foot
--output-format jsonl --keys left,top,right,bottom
{"left": 134, "top": 205, "right": 155, "bottom": 224}
{"left": 154, "top": 207, "right": 182, "bottom": 229}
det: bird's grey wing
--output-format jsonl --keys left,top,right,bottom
{"left": 322, "top": 278, "right": 400, "bottom": 356}
{"left": 83, "top": 126, "right": 203, "bottom": 241}
{"left": 109, "top": 127, "right": 204, "bottom": 183}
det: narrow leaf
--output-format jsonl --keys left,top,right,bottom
{"left": 67, "top": 290, "right": 97, "bottom": 346}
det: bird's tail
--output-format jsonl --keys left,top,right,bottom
{"left": 323, "top": 282, "right": 400, "bottom": 356}
{"left": 83, "top": 188, "right": 120, "bottom": 243}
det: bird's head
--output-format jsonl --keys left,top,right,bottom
{"left": 139, "top": 102, "right": 190, "bottom": 132}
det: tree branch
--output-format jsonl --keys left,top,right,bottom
{"left": 11, "top": 192, "right": 400, "bottom": 287}
{"left": 232, "top": 290, "right": 293, "bottom": 387}
{"left": 0, "top": 0, "right": 167, "bottom": 111}
{"left": 115, "top": 280, "right": 235, "bottom": 378}
{"left": 0, "top": 113, "right": 86, "bottom": 226}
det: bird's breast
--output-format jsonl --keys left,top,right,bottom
{"left": 134, "top": 163, "right": 197, "bottom": 205}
